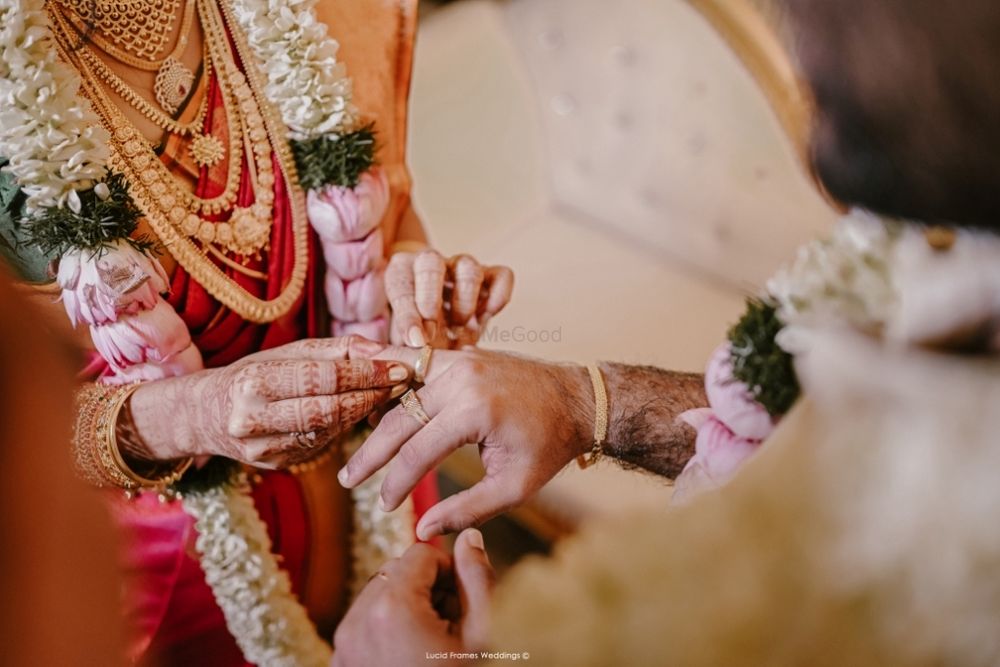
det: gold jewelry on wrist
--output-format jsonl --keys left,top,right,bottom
{"left": 72, "top": 383, "right": 193, "bottom": 493}
{"left": 577, "top": 363, "right": 608, "bottom": 469}
{"left": 413, "top": 345, "right": 433, "bottom": 384}
{"left": 400, "top": 389, "right": 431, "bottom": 426}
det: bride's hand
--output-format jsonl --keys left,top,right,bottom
{"left": 126, "top": 336, "right": 411, "bottom": 469}
{"left": 385, "top": 249, "right": 514, "bottom": 349}
{"left": 339, "top": 346, "right": 593, "bottom": 539}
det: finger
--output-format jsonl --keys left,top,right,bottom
{"left": 237, "top": 387, "right": 395, "bottom": 437}
{"left": 386, "top": 253, "right": 427, "bottom": 347}
{"left": 416, "top": 475, "right": 522, "bottom": 540}
{"left": 371, "top": 346, "right": 464, "bottom": 386}
{"left": 394, "top": 543, "right": 452, "bottom": 594}
{"left": 454, "top": 529, "right": 495, "bottom": 648}
{"left": 244, "top": 335, "right": 385, "bottom": 363}
{"left": 413, "top": 250, "right": 446, "bottom": 322}
{"left": 379, "top": 410, "right": 478, "bottom": 511}
{"left": 238, "top": 359, "right": 410, "bottom": 402}
{"left": 338, "top": 382, "right": 447, "bottom": 488}
{"left": 479, "top": 266, "right": 514, "bottom": 320}
{"left": 448, "top": 255, "right": 485, "bottom": 326}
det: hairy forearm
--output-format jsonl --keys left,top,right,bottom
{"left": 597, "top": 362, "right": 705, "bottom": 479}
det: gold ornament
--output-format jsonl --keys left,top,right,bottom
{"left": 190, "top": 133, "right": 226, "bottom": 168}
{"left": 56, "top": 0, "right": 181, "bottom": 61}
{"left": 153, "top": 56, "right": 196, "bottom": 115}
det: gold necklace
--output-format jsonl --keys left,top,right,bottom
{"left": 58, "top": 0, "right": 197, "bottom": 115}
{"left": 49, "top": 0, "right": 308, "bottom": 323}
{"left": 56, "top": 0, "right": 181, "bottom": 61}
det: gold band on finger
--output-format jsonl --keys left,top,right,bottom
{"left": 414, "top": 345, "right": 433, "bottom": 384}
{"left": 400, "top": 389, "right": 431, "bottom": 426}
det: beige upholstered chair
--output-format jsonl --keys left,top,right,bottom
{"left": 408, "top": 0, "right": 838, "bottom": 538}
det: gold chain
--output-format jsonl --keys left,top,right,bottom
{"left": 49, "top": 0, "right": 308, "bottom": 323}
{"left": 55, "top": 0, "right": 180, "bottom": 61}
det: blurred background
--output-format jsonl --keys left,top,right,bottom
{"left": 408, "top": 0, "right": 838, "bottom": 567}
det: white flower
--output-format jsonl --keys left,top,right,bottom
{"left": 767, "top": 209, "right": 899, "bottom": 348}
{"left": 232, "top": 0, "right": 356, "bottom": 140}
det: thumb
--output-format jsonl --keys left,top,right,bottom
{"left": 454, "top": 528, "right": 495, "bottom": 649}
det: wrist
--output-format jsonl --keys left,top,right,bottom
{"left": 555, "top": 363, "right": 596, "bottom": 460}
{"left": 129, "top": 378, "right": 195, "bottom": 460}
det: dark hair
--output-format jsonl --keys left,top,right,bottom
{"left": 783, "top": 0, "right": 1000, "bottom": 229}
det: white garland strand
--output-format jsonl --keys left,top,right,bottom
{"left": 231, "top": 0, "right": 356, "bottom": 140}
{"left": 0, "top": 0, "right": 110, "bottom": 213}
{"left": 183, "top": 477, "right": 334, "bottom": 667}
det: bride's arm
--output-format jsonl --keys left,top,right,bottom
{"left": 340, "top": 347, "right": 705, "bottom": 539}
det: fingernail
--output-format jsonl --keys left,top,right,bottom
{"left": 390, "top": 383, "right": 409, "bottom": 399}
{"left": 408, "top": 325, "right": 426, "bottom": 347}
{"left": 465, "top": 528, "right": 485, "bottom": 551}
{"left": 337, "top": 467, "right": 351, "bottom": 487}
{"left": 388, "top": 364, "right": 409, "bottom": 382}
{"left": 379, "top": 496, "right": 390, "bottom": 512}
{"left": 417, "top": 523, "right": 437, "bottom": 542}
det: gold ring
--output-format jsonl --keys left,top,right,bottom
{"left": 414, "top": 345, "right": 433, "bottom": 384}
{"left": 400, "top": 389, "right": 431, "bottom": 425}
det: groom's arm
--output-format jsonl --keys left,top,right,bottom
{"left": 598, "top": 363, "right": 705, "bottom": 478}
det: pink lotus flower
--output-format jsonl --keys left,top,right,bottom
{"left": 333, "top": 315, "right": 389, "bottom": 344}
{"left": 705, "top": 342, "right": 775, "bottom": 441}
{"left": 307, "top": 167, "right": 390, "bottom": 243}
{"left": 320, "top": 228, "right": 385, "bottom": 281}
{"left": 105, "top": 343, "right": 203, "bottom": 385}
{"left": 90, "top": 300, "right": 198, "bottom": 372}
{"left": 324, "top": 267, "right": 388, "bottom": 323}
{"left": 58, "top": 242, "right": 169, "bottom": 326}
{"left": 672, "top": 343, "right": 775, "bottom": 503}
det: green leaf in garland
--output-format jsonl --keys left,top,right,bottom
{"left": 291, "top": 125, "right": 377, "bottom": 191}
{"left": 0, "top": 158, "right": 53, "bottom": 283}
{"left": 18, "top": 172, "right": 159, "bottom": 259}
{"left": 727, "top": 298, "right": 800, "bottom": 417}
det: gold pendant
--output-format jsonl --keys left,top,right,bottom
{"left": 154, "top": 56, "right": 195, "bottom": 115}
{"left": 190, "top": 133, "right": 226, "bottom": 168}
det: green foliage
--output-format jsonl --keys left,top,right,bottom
{"left": 0, "top": 159, "right": 51, "bottom": 282}
{"left": 19, "top": 172, "right": 158, "bottom": 258}
{"left": 727, "top": 298, "right": 800, "bottom": 417}
{"left": 291, "top": 125, "right": 377, "bottom": 191}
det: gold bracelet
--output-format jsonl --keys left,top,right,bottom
{"left": 72, "top": 383, "right": 193, "bottom": 493}
{"left": 577, "top": 363, "right": 608, "bottom": 469}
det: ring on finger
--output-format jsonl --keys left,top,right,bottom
{"left": 400, "top": 389, "right": 431, "bottom": 426}
{"left": 414, "top": 345, "right": 433, "bottom": 384}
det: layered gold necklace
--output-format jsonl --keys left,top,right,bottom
{"left": 56, "top": 0, "right": 197, "bottom": 114}
{"left": 48, "top": 0, "right": 309, "bottom": 323}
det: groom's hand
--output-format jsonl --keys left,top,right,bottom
{"left": 338, "top": 347, "right": 593, "bottom": 540}
{"left": 331, "top": 530, "right": 495, "bottom": 667}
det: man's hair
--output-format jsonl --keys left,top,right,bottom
{"left": 783, "top": 0, "right": 1000, "bottom": 229}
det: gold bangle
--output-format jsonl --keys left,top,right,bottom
{"left": 73, "top": 382, "right": 193, "bottom": 492}
{"left": 577, "top": 363, "right": 608, "bottom": 469}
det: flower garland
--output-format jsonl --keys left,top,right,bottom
{"left": 675, "top": 211, "right": 900, "bottom": 500}
{"left": 0, "top": 0, "right": 414, "bottom": 661}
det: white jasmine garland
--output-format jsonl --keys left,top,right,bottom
{"left": 231, "top": 0, "right": 357, "bottom": 140}
{"left": 0, "top": 0, "right": 110, "bottom": 214}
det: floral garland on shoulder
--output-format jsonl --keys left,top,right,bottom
{"left": 673, "top": 211, "right": 990, "bottom": 502}
{"left": 0, "top": 0, "right": 412, "bottom": 662}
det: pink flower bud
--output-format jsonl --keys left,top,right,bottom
{"left": 324, "top": 267, "right": 388, "bottom": 323}
{"left": 320, "top": 228, "right": 385, "bottom": 281}
{"left": 704, "top": 342, "right": 775, "bottom": 441}
{"left": 307, "top": 167, "right": 390, "bottom": 243}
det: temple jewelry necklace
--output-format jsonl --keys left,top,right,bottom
{"left": 57, "top": 0, "right": 196, "bottom": 114}
{"left": 48, "top": 0, "right": 309, "bottom": 322}
{"left": 55, "top": 0, "right": 181, "bottom": 62}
